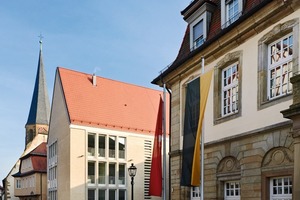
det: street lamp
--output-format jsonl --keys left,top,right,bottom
{"left": 128, "top": 163, "right": 137, "bottom": 200}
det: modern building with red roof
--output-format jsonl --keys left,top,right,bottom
{"left": 47, "top": 67, "right": 169, "bottom": 200}
{"left": 152, "top": 0, "right": 300, "bottom": 199}
{"left": 12, "top": 143, "right": 47, "bottom": 200}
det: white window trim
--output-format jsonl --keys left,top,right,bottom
{"left": 221, "top": 63, "right": 239, "bottom": 117}
{"left": 221, "top": 0, "right": 243, "bottom": 28}
{"left": 189, "top": 14, "right": 207, "bottom": 50}
{"left": 191, "top": 186, "right": 201, "bottom": 199}
{"left": 224, "top": 180, "right": 240, "bottom": 200}
{"left": 267, "top": 33, "right": 293, "bottom": 100}
{"left": 270, "top": 177, "right": 292, "bottom": 200}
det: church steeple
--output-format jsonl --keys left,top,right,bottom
{"left": 25, "top": 38, "right": 50, "bottom": 147}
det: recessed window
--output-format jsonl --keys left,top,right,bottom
{"left": 88, "top": 134, "right": 95, "bottom": 156}
{"left": 98, "top": 189, "right": 106, "bottom": 200}
{"left": 88, "top": 162, "right": 95, "bottom": 184}
{"left": 257, "top": 18, "right": 298, "bottom": 109}
{"left": 221, "top": 0, "right": 243, "bottom": 28}
{"left": 119, "top": 164, "right": 125, "bottom": 185}
{"left": 268, "top": 34, "right": 293, "bottom": 100}
{"left": 270, "top": 177, "right": 292, "bottom": 200}
{"left": 222, "top": 64, "right": 239, "bottom": 116}
{"left": 214, "top": 51, "right": 242, "bottom": 124}
{"left": 98, "top": 135, "right": 105, "bottom": 157}
{"left": 193, "top": 20, "right": 204, "bottom": 49}
{"left": 109, "top": 136, "right": 116, "bottom": 158}
{"left": 118, "top": 137, "right": 125, "bottom": 159}
{"left": 88, "top": 189, "right": 95, "bottom": 200}
{"left": 224, "top": 181, "right": 240, "bottom": 199}
{"left": 109, "top": 163, "right": 116, "bottom": 185}
{"left": 98, "top": 162, "right": 105, "bottom": 184}
{"left": 191, "top": 186, "right": 201, "bottom": 199}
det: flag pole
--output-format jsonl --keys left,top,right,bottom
{"left": 201, "top": 57, "right": 204, "bottom": 200}
{"left": 163, "top": 83, "right": 167, "bottom": 200}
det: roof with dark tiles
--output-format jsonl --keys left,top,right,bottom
{"left": 26, "top": 43, "right": 50, "bottom": 126}
{"left": 152, "top": 0, "right": 272, "bottom": 84}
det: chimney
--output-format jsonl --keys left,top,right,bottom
{"left": 92, "top": 73, "right": 97, "bottom": 86}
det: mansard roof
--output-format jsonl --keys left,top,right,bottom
{"left": 26, "top": 44, "right": 50, "bottom": 126}
{"left": 57, "top": 67, "right": 169, "bottom": 135}
{"left": 152, "top": 0, "right": 273, "bottom": 84}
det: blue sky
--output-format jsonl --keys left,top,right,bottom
{"left": 0, "top": 1, "right": 190, "bottom": 181}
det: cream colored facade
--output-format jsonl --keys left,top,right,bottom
{"left": 14, "top": 174, "right": 47, "bottom": 200}
{"left": 48, "top": 71, "right": 169, "bottom": 200}
{"left": 153, "top": 0, "right": 300, "bottom": 199}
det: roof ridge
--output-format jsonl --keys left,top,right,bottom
{"left": 58, "top": 67, "right": 163, "bottom": 92}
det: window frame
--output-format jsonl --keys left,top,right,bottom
{"left": 267, "top": 34, "right": 293, "bottom": 100}
{"left": 190, "top": 14, "right": 207, "bottom": 51}
{"left": 270, "top": 176, "right": 292, "bottom": 199}
{"left": 257, "top": 18, "right": 299, "bottom": 110}
{"left": 221, "top": 0, "right": 243, "bottom": 28}
{"left": 214, "top": 51, "right": 242, "bottom": 125}
{"left": 221, "top": 63, "right": 239, "bottom": 117}
{"left": 224, "top": 180, "right": 240, "bottom": 200}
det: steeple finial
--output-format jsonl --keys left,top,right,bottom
{"left": 38, "top": 34, "right": 43, "bottom": 51}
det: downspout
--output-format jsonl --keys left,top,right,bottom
{"left": 161, "top": 77, "right": 172, "bottom": 200}
{"left": 166, "top": 87, "right": 172, "bottom": 200}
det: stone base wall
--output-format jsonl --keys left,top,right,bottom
{"left": 170, "top": 124, "right": 294, "bottom": 200}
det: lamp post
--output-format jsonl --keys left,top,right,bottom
{"left": 128, "top": 163, "right": 137, "bottom": 200}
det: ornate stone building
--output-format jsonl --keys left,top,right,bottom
{"left": 152, "top": 0, "right": 300, "bottom": 199}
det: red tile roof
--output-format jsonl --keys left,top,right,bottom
{"left": 14, "top": 143, "right": 47, "bottom": 177}
{"left": 58, "top": 67, "right": 169, "bottom": 135}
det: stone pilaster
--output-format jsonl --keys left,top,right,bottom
{"left": 281, "top": 74, "right": 300, "bottom": 200}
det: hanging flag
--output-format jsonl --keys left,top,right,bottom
{"left": 191, "top": 70, "right": 213, "bottom": 186}
{"left": 180, "top": 77, "right": 200, "bottom": 186}
{"left": 149, "top": 97, "right": 163, "bottom": 196}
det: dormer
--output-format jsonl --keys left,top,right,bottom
{"left": 181, "top": 0, "right": 217, "bottom": 51}
{"left": 221, "top": 0, "right": 244, "bottom": 28}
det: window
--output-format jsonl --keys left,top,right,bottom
{"left": 224, "top": 181, "right": 240, "bottom": 200}
{"left": 87, "top": 133, "right": 127, "bottom": 199}
{"left": 88, "top": 189, "right": 95, "bottom": 200}
{"left": 16, "top": 179, "right": 21, "bottom": 189}
{"left": 258, "top": 19, "right": 299, "bottom": 109}
{"left": 98, "top": 162, "right": 105, "bottom": 184}
{"left": 270, "top": 177, "right": 292, "bottom": 200}
{"left": 109, "top": 190, "right": 116, "bottom": 200}
{"left": 109, "top": 163, "right": 116, "bottom": 184}
{"left": 268, "top": 34, "right": 293, "bottom": 100}
{"left": 88, "top": 162, "right": 95, "bottom": 184}
{"left": 183, "top": 2, "right": 215, "bottom": 51}
{"left": 214, "top": 51, "right": 242, "bottom": 124}
{"left": 88, "top": 134, "right": 96, "bottom": 156}
{"left": 118, "top": 137, "right": 125, "bottom": 159}
{"left": 98, "top": 189, "right": 106, "bottom": 200}
{"left": 119, "top": 164, "right": 125, "bottom": 185}
{"left": 119, "top": 190, "right": 126, "bottom": 200}
{"left": 193, "top": 20, "right": 204, "bottom": 49}
{"left": 222, "top": 64, "right": 239, "bottom": 116}
{"left": 221, "top": 0, "right": 243, "bottom": 28}
{"left": 48, "top": 140, "right": 58, "bottom": 198}
{"left": 191, "top": 186, "right": 201, "bottom": 199}
{"left": 98, "top": 135, "right": 105, "bottom": 157}
{"left": 109, "top": 136, "right": 116, "bottom": 158}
